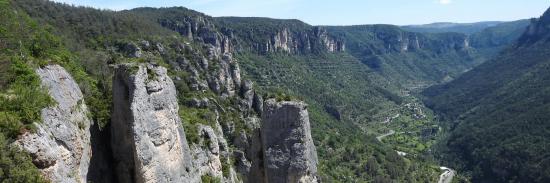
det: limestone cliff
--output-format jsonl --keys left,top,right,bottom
{"left": 14, "top": 65, "right": 92, "bottom": 183}
{"left": 156, "top": 10, "right": 233, "bottom": 56}
{"left": 259, "top": 27, "right": 345, "bottom": 54}
{"left": 12, "top": 61, "right": 320, "bottom": 183}
{"left": 110, "top": 64, "right": 197, "bottom": 183}
{"left": 155, "top": 12, "right": 345, "bottom": 55}
{"left": 325, "top": 25, "right": 471, "bottom": 56}
{"left": 10, "top": 13, "right": 321, "bottom": 182}
{"left": 261, "top": 99, "right": 319, "bottom": 183}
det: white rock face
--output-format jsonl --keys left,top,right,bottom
{"left": 14, "top": 65, "right": 92, "bottom": 183}
{"left": 111, "top": 64, "right": 198, "bottom": 183}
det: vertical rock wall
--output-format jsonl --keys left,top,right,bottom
{"left": 261, "top": 99, "right": 319, "bottom": 183}
{"left": 12, "top": 54, "right": 320, "bottom": 183}
{"left": 110, "top": 64, "right": 197, "bottom": 183}
{"left": 14, "top": 65, "right": 92, "bottom": 183}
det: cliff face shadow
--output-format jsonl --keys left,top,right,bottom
{"left": 87, "top": 122, "right": 115, "bottom": 183}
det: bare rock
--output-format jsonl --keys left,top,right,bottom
{"left": 191, "top": 125, "right": 223, "bottom": 180}
{"left": 123, "top": 42, "right": 142, "bottom": 58}
{"left": 14, "top": 65, "right": 92, "bottom": 183}
{"left": 111, "top": 63, "right": 197, "bottom": 183}
{"left": 261, "top": 99, "right": 319, "bottom": 183}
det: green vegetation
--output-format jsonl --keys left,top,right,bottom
{"left": 423, "top": 10, "right": 550, "bottom": 182}
{"left": 325, "top": 25, "right": 490, "bottom": 86}
{"left": 236, "top": 51, "right": 443, "bottom": 181}
{"left": 402, "top": 21, "right": 505, "bottom": 35}
{"left": 221, "top": 157, "right": 233, "bottom": 178}
{"left": 0, "top": 135, "right": 47, "bottom": 183}
{"left": 376, "top": 97, "right": 439, "bottom": 156}
{"left": 200, "top": 175, "right": 221, "bottom": 183}
{"left": 0, "top": 0, "right": 61, "bottom": 180}
{"left": 179, "top": 106, "right": 217, "bottom": 144}
{"left": 0, "top": 57, "right": 54, "bottom": 138}
{"left": 5, "top": 0, "right": 541, "bottom": 182}
{"left": 0, "top": 0, "right": 116, "bottom": 180}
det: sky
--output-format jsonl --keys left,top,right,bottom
{"left": 51, "top": 0, "right": 550, "bottom": 26}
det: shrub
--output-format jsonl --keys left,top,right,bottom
{"left": 200, "top": 175, "right": 221, "bottom": 183}
{"left": 0, "top": 57, "right": 54, "bottom": 138}
{"left": 0, "top": 135, "right": 47, "bottom": 183}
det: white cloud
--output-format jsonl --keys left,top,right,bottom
{"left": 439, "top": 0, "right": 452, "bottom": 5}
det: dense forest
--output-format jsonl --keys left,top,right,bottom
{"left": 423, "top": 8, "right": 550, "bottom": 182}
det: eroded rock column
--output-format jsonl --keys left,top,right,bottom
{"left": 111, "top": 63, "right": 196, "bottom": 183}
{"left": 261, "top": 99, "right": 319, "bottom": 183}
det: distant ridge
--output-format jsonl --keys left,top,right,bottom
{"left": 402, "top": 21, "right": 504, "bottom": 34}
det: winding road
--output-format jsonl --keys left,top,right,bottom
{"left": 376, "top": 130, "right": 395, "bottom": 141}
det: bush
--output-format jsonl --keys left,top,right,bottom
{"left": 0, "top": 135, "right": 47, "bottom": 183}
{"left": 200, "top": 175, "right": 221, "bottom": 183}
{"left": 0, "top": 57, "right": 54, "bottom": 138}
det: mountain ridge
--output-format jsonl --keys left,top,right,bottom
{"left": 423, "top": 7, "right": 550, "bottom": 182}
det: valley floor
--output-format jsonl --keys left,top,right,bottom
{"left": 367, "top": 86, "right": 457, "bottom": 182}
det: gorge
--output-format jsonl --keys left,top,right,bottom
{"left": 0, "top": 0, "right": 549, "bottom": 182}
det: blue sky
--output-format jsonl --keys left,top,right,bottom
{"left": 51, "top": 0, "right": 550, "bottom": 25}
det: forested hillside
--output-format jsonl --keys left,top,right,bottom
{"left": 423, "top": 8, "right": 550, "bottom": 183}
{"left": 6, "top": 0, "right": 442, "bottom": 182}
{"left": 402, "top": 21, "right": 503, "bottom": 34}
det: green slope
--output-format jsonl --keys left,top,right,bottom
{"left": 423, "top": 8, "right": 550, "bottom": 183}
{"left": 11, "top": 0, "right": 440, "bottom": 182}
{"left": 7, "top": 0, "right": 537, "bottom": 182}
{"left": 402, "top": 21, "right": 503, "bottom": 35}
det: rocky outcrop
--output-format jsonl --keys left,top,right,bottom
{"left": 122, "top": 42, "right": 143, "bottom": 58}
{"left": 259, "top": 27, "right": 345, "bottom": 54}
{"left": 261, "top": 99, "right": 319, "bottom": 183}
{"left": 233, "top": 117, "right": 264, "bottom": 183}
{"left": 110, "top": 64, "right": 197, "bottom": 183}
{"left": 14, "top": 65, "right": 92, "bottom": 183}
{"left": 518, "top": 9, "right": 550, "bottom": 46}
{"left": 395, "top": 32, "right": 469, "bottom": 53}
{"left": 207, "top": 54, "right": 241, "bottom": 97}
{"left": 337, "top": 25, "right": 472, "bottom": 56}
{"left": 159, "top": 14, "right": 344, "bottom": 55}
{"left": 315, "top": 27, "right": 346, "bottom": 52}
{"left": 159, "top": 14, "right": 232, "bottom": 57}
{"left": 191, "top": 125, "right": 224, "bottom": 179}
{"left": 191, "top": 121, "right": 241, "bottom": 183}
